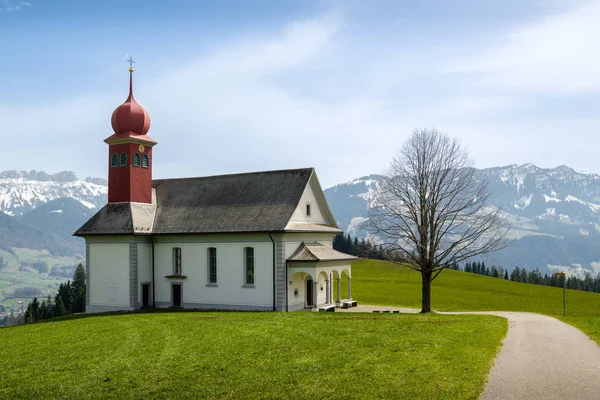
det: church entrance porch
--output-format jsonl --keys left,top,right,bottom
{"left": 288, "top": 264, "right": 354, "bottom": 312}
{"left": 286, "top": 242, "right": 358, "bottom": 312}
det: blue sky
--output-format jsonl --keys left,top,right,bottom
{"left": 1, "top": 0, "right": 599, "bottom": 187}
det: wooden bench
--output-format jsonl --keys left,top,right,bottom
{"left": 340, "top": 300, "right": 358, "bottom": 309}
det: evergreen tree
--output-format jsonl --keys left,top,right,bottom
{"left": 491, "top": 265, "right": 499, "bottom": 278}
{"left": 42, "top": 295, "right": 54, "bottom": 320}
{"left": 39, "top": 299, "right": 48, "bottom": 321}
{"left": 24, "top": 297, "right": 40, "bottom": 323}
{"left": 54, "top": 295, "right": 67, "bottom": 317}
{"left": 504, "top": 270, "right": 509, "bottom": 280}
{"left": 70, "top": 264, "right": 86, "bottom": 313}
{"left": 333, "top": 234, "right": 343, "bottom": 252}
{"left": 57, "top": 282, "right": 72, "bottom": 312}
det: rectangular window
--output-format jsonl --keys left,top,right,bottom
{"left": 245, "top": 247, "right": 254, "bottom": 285}
{"left": 208, "top": 248, "right": 217, "bottom": 284}
{"left": 173, "top": 247, "right": 182, "bottom": 275}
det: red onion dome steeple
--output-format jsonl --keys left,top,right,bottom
{"left": 110, "top": 66, "right": 151, "bottom": 135}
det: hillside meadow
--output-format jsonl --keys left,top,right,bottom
{"left": 349, "top": 259, "right": 600, "bottom": 344}
{"left": 4, "top": 258, "right": 600, "bottom": 398}
{"left": 0, "top": 312, "right": 505, "bottom": 399}
{"left": 350, "top": 259, "right": 600, "bottom": 316}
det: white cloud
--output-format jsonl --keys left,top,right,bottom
{"left": 0, "top": 11, "right": 412, "bottom": 187}
{"left": 450, "top": 0, "right": 600, "bottom": 93}
{"left": 3, "top": 4, "right": 600, "bottom": 190}
{"left": 0, "top": 0, "right": 32, "bottom": 12}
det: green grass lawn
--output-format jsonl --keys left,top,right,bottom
{"left": 351, "top": 259, "right": 600, "bottom": 345}
{"left": 0, "top": 312, "right": 506, "bottom": 399}
{"left": 352, "top": 259, "right": 600, "bottom": 317}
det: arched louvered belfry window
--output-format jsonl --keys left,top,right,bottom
{"left": 142, "top": 154, "right": 150, "bottom": 168}
{"left": 110, "top": 153, "right": 118, "bottom": 167}
{"left": 120, "top": 152, "right": 127, "bottom": 166}
{"left": 133, "top": 152, "right": 141, "bottom": 167}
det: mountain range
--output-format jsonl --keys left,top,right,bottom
{"left": 1, "top": 165, "right": 600, "bottom": 276}
{"left": 0, "top": 171, "right": 106, "bottom": 266}
{"left": 0, "top": 170, "right": 106, "bottom": 216}
{"left": 323, "top": 164, "right": 600, "bottom": 276}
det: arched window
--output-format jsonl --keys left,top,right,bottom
{"left": 306, "top": 203, "right": 311, "bottom": 217}
{"left": 244, "top": 247, "right": 255, "bottom": 285}
{"left": 120, "top": 152, "right": 128, "bottom": 166}
{"left": 110, "top": 153, "right": 118, "bottom": 167}
{"left": 133, "top": 152, "right": 141, "bottom": 167}
{"left": 207, "top": 247, "right": 217, "bottom": 284}
{"left": 172, "top": 247, "right": 182, "bottom": 275}
{"left": 142, "top": 154, "right": 150, "bottom": 168}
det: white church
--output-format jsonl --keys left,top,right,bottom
{"left": 75, "top": 65, "right": 357, "bottom": 313}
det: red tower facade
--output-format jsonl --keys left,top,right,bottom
{"left": 105, "top": 67, "right": 157, "bottom": 204}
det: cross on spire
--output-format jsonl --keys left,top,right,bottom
{"left": 126, "top": 54, "right": 136, "bottom": 69}
{"left": 126, "top": 54, "right": 136, "bottom": 95}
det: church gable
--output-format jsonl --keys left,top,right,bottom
{"left": 285, "top": 171, "right": 339, "bottom": 232}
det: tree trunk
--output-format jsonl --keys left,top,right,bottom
{"left": 421, "top": 270, "right": 432, "bottom": 313}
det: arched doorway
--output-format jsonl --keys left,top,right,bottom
{"left": 306, "top": 278, "right": 314, "bottom": 307}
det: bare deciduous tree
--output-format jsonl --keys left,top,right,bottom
{"left": 366, "top": 128, "right": 509, "bottom": 313}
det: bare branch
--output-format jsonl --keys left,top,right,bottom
{"left": 364, "top": 128, "right": 511, "bottom": 312}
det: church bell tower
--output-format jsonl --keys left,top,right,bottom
{"left": 105, "top": 58, "right": 157, "bottom": 204}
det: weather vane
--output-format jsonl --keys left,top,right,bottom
{"left": 126, "top": 54, "right": 136, "bottom": 71}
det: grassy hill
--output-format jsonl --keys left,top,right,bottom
{"left": 3, "top": 258, "right": 600, "bottom": 399}
{"left": 349, "top": 259, "right": 600, "bottom": 342}
{"left": 351, "top": 259, "right": 600, "bottom": 316}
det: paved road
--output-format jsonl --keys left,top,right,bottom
{"left": 445, "top": 312, "right": 600, "bottom": 399}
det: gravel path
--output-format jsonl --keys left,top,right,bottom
{"left": 439, "top": 311, "right": 600, "bottom": 399}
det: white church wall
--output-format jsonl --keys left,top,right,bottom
{"left": 88, "top": 243, "right": 131, "bottom": 312}
{"left": 288, "top": 272, "right": 308, "bottom": 311}
{"left": 289, "top": 177, "right": 328, "bottom": 224}
{"left": 137, "top": 243, "right": 152, "bottom": 303}
{"left": 152, "top": 234, "right": 274, "bottom": 310}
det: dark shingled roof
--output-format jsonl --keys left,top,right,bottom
{"left": 75, "top": 168, "right": 315, "bottom": 236}
{"left": 75, "top": 203, "right": 134, "bottom": 235}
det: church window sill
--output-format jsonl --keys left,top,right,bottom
{"left": 205, "top": 283, "right": 218, "bottom": 287}
{"left": 242, "top": 284, "right": 255, "bottom": 288}
{"left": 164, "top": 274, "right": 187, "bottom": 280}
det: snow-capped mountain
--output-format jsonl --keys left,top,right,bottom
{"left": 323, "top": 164, "right": 600, "bottom": 275}
{"left": 481, "top": 164, "right": 600, "bottom": 224}
{"left": 0, "top": 170, "right": 107, "bottom": 216}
